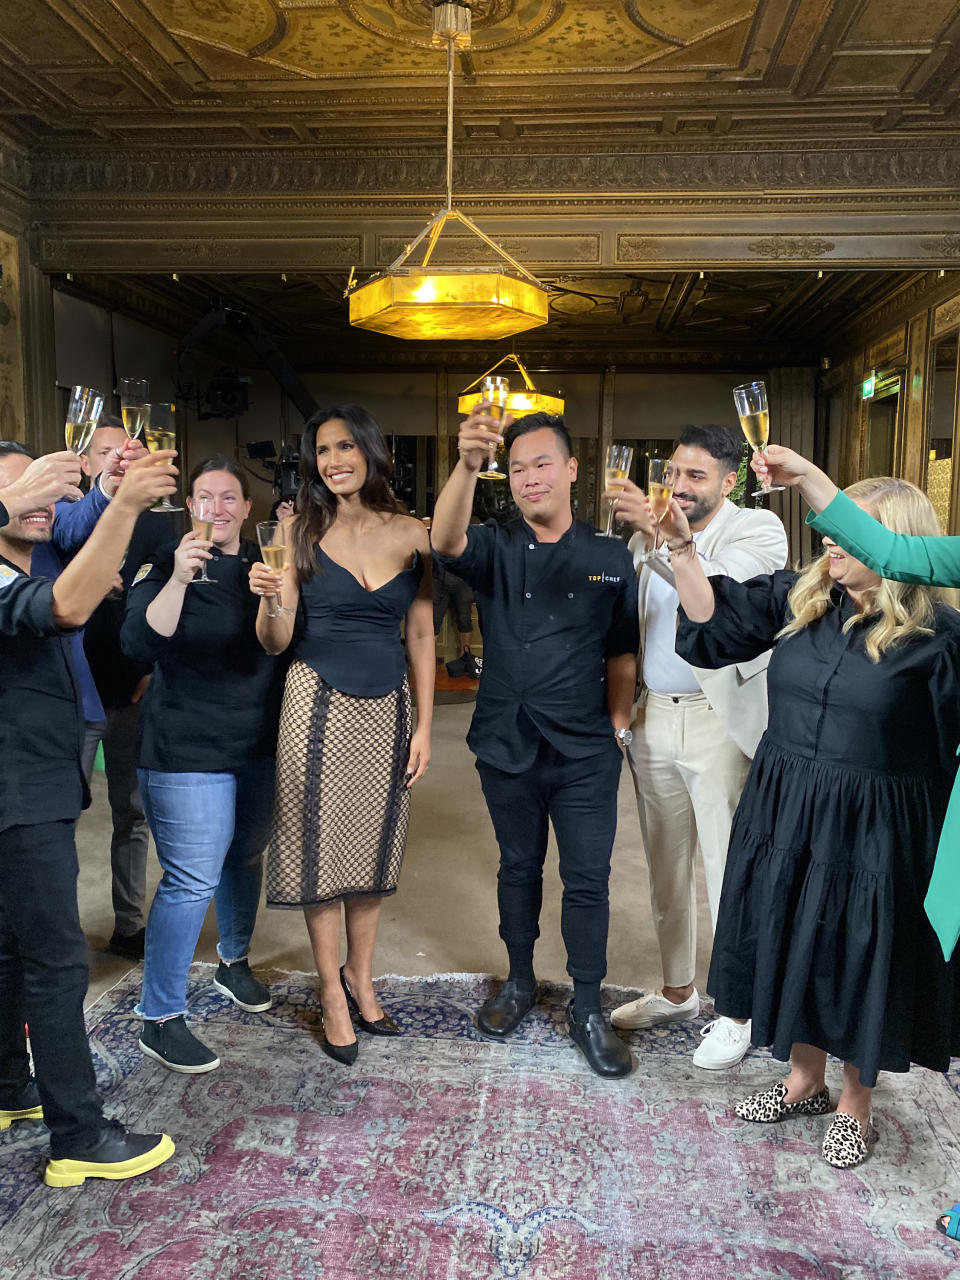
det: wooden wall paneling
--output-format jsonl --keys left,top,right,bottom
{"left": 599, "top": 366, "right": 615, "bottom": 526}
{"left": 900, "top": 311, "right": 931, "bottom": 487}
{"left": 769, "top": 366, "right": 816, "bottom": 565}
{"left": 21, "top": 258, "right": 57, "bottom": 453}
{"left": 947, "top": 341, "right": 960, "bottom": 537}
{"left": 435, "top": 368, "right": 450, "bottom": 494}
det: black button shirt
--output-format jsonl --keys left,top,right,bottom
{"left": 0, "top": 556, "right": 86, "bottom": 833}
{"left": 121, "top": 538, "right": 288, "bottom": 773}
{"left": 440, "top": 517, "right": 639, "bottom": 772}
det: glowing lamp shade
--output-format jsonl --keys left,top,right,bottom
{"left": 456, "top": 387, "right": 565, "bottom": 416}
{"left": 348, "top": 270, "right": 549, "bottom": 341}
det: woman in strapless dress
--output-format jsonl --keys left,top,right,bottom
{"left": 250, "top": 404, "right": 434, "bottom": 1064}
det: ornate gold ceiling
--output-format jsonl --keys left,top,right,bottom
{"left": 0, "top": 0, "right": 958, "bottom": 146}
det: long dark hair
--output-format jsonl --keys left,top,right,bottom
{"left": 292, "top": 404, "right": 399, "bottom": 579}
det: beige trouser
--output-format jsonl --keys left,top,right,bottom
{"left": 626, "top": 689, "right": 751, "bottom": 989}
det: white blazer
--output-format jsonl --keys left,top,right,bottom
{"left": 629, "top": 499, "right": 789, "bottom": 758}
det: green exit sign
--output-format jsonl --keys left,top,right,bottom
{"left": 862, "top": 373, "right": 876, "bottom": 399}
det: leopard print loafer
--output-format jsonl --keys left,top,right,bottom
{"left": 735, "top": 1080, "right": 832, "bottom": 1123}
{"left": 821, "top": 1112, "right": 875, "bottom": 1169}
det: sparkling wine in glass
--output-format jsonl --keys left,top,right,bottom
{"left": 256, "top": 521, "right": 290, "bottom": 618}
{"left": 733, "top": 380, "right": 784, "bottom": 502}
{"left": 601, "top": 443, "right": 634, "bottom": 537}
{"left": 119, "top": 378, "right": 150, "bottom": 442}
{"left": 478, "top": 375, "right": 509, "bottom": 481}
{"left": 64, "top": 386, "right": 104, "bottom": 456}
{"left": 143, "top": 403, "right": 184, "bottom": 512}
{"left": 189, "top": 494, "right": 215, "bottom": 585}
{"left": 638, "top": 458, "right": 676, "bottom": 563}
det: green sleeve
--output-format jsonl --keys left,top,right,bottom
{"left": 806, "top": 489, "right": 960, "bottom": 587}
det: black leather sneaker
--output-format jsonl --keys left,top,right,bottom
{"left": 213, "top": 958, "right": 271, "bottom": 1013}
{"left": 44, "top": 1119, "right": 174, "bottom": 1187}
{"left": 0, "top": 1079, "right": 43, "bottom": 1131}
{"left": 139, "top": 1016, "right": 220, "bottom": 1073}
{"left": 566, "top": 1000, "right": 634, "bottom": 1078}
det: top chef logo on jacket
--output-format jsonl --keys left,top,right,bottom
{"left": 587, "top": 572, "right": 622, "bottom": 584}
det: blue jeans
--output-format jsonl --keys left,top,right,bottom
{"left": 136, "top": 760, "right": 275, "bottom": 1021}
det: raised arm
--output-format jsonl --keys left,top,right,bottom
{"left": 807, "top": 489, "right": 960, "bottom": 587}
{"left": 51, "top": 451, "right": 178, "bottom": 628}
{"left": 432, "top": 404, "right": 509, "bottom": 557}
{"left": 750, "top": 444, "right": 839, "bottom": 513}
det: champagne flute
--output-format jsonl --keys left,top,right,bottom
{"left": 733, "top": 380, "right": 785, "bottom": 502}
{"left": 256, "top": 520, "right": 290, "bottom": 618}
{"left": 64, "top": 386, "right": 104, "bottom": 456}
{"left": 119, "top": 378, "right": 150, "bottom": 442}
{"left": 189, "top": 494, "right": 216, "bottom": 585}
{"left": 143, "top": 403, "right": 184, "bottom": 512}
{"left": 478, "top": 375, "right": 509, "bottom": 481}
{"left": 600, "top": 443, "right": 634, "bottom": 537}
{"left": 637, "top": 458, "right": 676, "bottom": 563}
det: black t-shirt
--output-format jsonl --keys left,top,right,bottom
{"left": 0, "top": 557, "right": 86, "bottom": 832}
{"left": 121, "top": 538, "right": 288, "bottom": 773}
{"left": 440, "top": 517, "right": 639, "bottom": 772}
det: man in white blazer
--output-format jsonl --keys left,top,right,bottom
{"left": 610, "top": 425, "right": 788, "bottom": 1068}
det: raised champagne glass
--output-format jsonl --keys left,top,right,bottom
{"left": 143, "top": 403, "right": 184, "bottom": 512}
{"left": 64, "top": 386, "right": 104, "bottom": 456}
{"left": 189, "top": 494, "right": 215, "bottom": 585}
{"left": 256, "top": 520, "right": 290, "bottom": 618}
{"left": 119, "top": 378, "right": 150, "bottom": 442}
{"left": 733, "top": 380, "right": 784, "bottom": 502}
{"left": 601, "top": 443, "right": 634, "bottom": 537}
{"left": 637, "top": 458, "right": 676, "bottom": 563}
{"left": 478, "top": 374, "right": 509, "bottom": 481}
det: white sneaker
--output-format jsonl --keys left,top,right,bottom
{"left": 610, "top": 989, "right": 700, "bottom": 1030}
{"left": 692, "top": 1016, "right": 752, "bottom": 1069}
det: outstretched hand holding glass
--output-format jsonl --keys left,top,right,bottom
{"left": 636, "top": 458, "right": 676, "bottom": 563}
{"left": 734, "top": 380, "right": 785, "bottom": 502}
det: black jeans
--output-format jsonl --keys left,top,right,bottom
{"left": 0, "top": 821, "right": 104, "bottom": 1156}
{"left": 476, "top": 739, "right": 622, "bottom": 984}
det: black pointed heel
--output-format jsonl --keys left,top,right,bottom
{"left": 340, "top": 966, "right": 403, "bottom": 1037}
{"left": 319, "top": 998, "right": 359, "bottom": 1065}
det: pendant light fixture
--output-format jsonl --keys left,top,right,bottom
{"left": 345, "top": 2, "right": 550, "bottom": 342}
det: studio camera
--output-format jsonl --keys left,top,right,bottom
{"left": 246, "top": 439, "right": 301, "bottom": 500}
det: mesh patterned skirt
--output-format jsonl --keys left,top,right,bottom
{"left": 267, "top": 660, "right": 413, "bottom": 908}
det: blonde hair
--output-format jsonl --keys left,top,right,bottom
{"left": 779, "top": 476, "right": 959, "bottom": 662}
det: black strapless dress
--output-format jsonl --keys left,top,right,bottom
{"left": 267, "top": 548, "right": 421, "bottom": 909}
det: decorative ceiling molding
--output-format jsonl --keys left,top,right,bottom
{"left": 26, "top": 141, "right": 960, "bottom": 203}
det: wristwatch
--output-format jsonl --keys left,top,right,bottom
{"left": 615, "top": 727, "right": 633, "bottom": 748}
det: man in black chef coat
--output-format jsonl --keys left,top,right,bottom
{"left": 432, "top": 411, "right": 639, "bottom": 1077}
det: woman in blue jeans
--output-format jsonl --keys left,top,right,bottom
{"left": 121, "top": 455, "right": 287, "bottom": 1073}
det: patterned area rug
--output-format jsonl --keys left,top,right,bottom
{"left": 3, "top": 967, "right": 960, "bottom": 1279}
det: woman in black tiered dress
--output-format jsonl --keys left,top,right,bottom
{"left": 251, "top": 405, "right": 434, "bottom": 1065}
{"left": 664, "top": 475, "right": 960, "bottom": 1169}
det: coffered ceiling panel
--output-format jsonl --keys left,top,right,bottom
{"left": 849, "top": 0, "right": 957, "bottom": 43}
{"left": 0, "top": 0, "right": 958, "bottom": 146}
